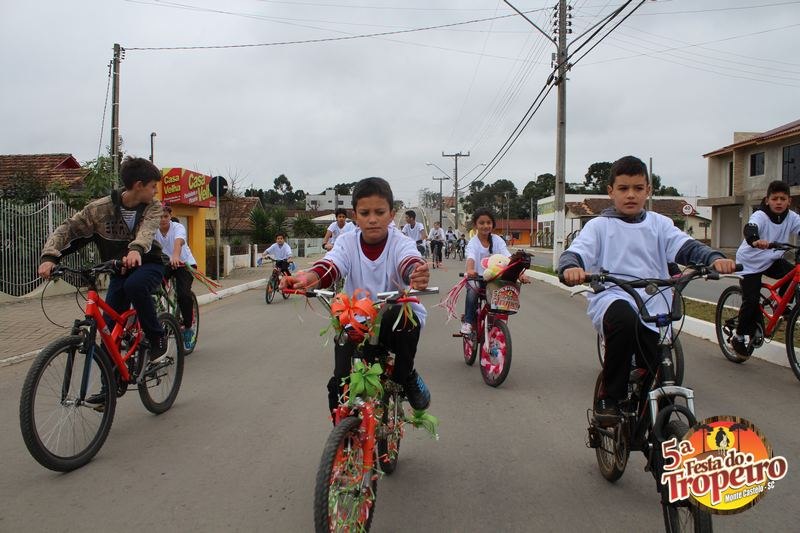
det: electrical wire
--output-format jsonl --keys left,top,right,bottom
{"left": 96, "top": 61, "right": 113, "bottom": 161}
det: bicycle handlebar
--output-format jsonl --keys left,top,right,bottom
{"left": 51, "top": 260, "right": 124, "bottom": 279}
{"left": 768, "top": 242, "right": 800, "bottom": 251}
{"left": 282, "top": 287, "right": 439, "bottom": 306}
{"left": 562, "top": 264, "right": 742, "bottom": 324}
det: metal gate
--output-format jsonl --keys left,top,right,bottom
{"left": 0, "top": 195, "right": 98, "bottom": 297}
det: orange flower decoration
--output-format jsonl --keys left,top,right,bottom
{"left": 330, "top": 289, "right": 378, "bottom": 342}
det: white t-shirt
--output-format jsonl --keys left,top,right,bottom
{"left": 402, "top": 222, "right": 426, "bottom": 242}
{"left": 321, "top": 229, "right": 427, "bottom": 327}
{"left": 326, "top": 220, "right": 355, "bottom": 246}
{"left": 736, "top": 209, "right": 800, "bottom": 275}
{"left": 465, "top": 234, "right": 511, "bottom": 275}
{"left": 265, "top": 242, "right": 293, "bottom": 261}
{"left": 565, "top": 212, "right": 691, "bottom": 333}
{"left": 445, "top": 231, "right": 456, "bottom": 242}
{"left": 429, "top": 227, "right": 445, "bottom": 242}
{"left": 155, "top": 221, "right": 197, "bottom": 266}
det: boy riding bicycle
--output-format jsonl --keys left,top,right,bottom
{"left": 401, "top": 209, "right": 427, "bottom": 256}
{"left": 281, "top": 177, "right": 433, "bottom": 418}
{"left": 261, "top": 233, "right": 294, "bottom": 275}
{"left": 558, "top": 155, "right": 735, "bottom": 424}
{"left": 731, "top": 180, "right": 800, "bottom": 356}
{"left": 322, "top": 208, "right": 355, "bottom": 251}
{"left": 38, "top": 156, "right": 169, "bottom": 363}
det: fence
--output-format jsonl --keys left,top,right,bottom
{"left": 1, "top": 195, "right": 99, "bottom": 298}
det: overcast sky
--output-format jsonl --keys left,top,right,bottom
{"left": 1, "top": 0, "right": 798, "bottom": 205}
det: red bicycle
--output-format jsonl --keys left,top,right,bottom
{"left": 716, "top": 241, "right": 800, "bottom": 380}
{"left": 285, "top": 287, "right": 438, "bottom": 532}
{"left": 19, "top": 261, "right": 184, "bottom": 471}
{"left": 454, "top": 250, "right": 531, "bottom": 387}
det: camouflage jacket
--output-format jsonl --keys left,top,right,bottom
{"left": 40, "top": 188, "right": 167, "bottom": 265}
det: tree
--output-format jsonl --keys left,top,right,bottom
{"left": 273, "top": 174, "right": 293, "bottom": 195}
{"left": 651, "top": 174, "right": 680, "bottom": 196}
{"left": 583, "top": 162, "right": 612, "bottom": 193}
{"left": 334, "top": 182, "right": 357, "bottom": 195}
{"left": 292, "top": 214, "right": 325, "bottom": 237}
{"left": 249, "top": 205, "right": 288, "bottom": 245}
{"left": 461, "top": 179, "right": 520, "bottom": 218}
{"left": 49, "top": 156, "right": 116, "bottom": 209}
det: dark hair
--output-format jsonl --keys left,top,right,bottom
{"left": 471, "top": 207, "right": 497, "bottom": 227}
{"left": 334, "top": 208, "right": 347, "bottom": 217}
{"left": 163, "top": 204, "right": 173, "bottom": 214}
{"left": 608, "top": 155, "right": 649, "bottom": 187}
{"left": 119, "top": 156, "right": 161, "bottom": 190}
{"left": 767, "top": 180, "right": 790, "bottom": 197}
{"left": 276, "top": 232, "right": 286, "bottom": 239}
{"left": 352, "top": 177, "right": 394, "bottom": 209}
{"left": 404, "top": 209, "right": 416, "bottom": 219}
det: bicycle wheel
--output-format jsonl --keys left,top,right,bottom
{"left": 282, "top": 277, "right": 291, "bottom": 299}
{"left": 19, "top": 336, "right": 117, "bottom": 471}
{"left": 480, "top": 317, "right": 512, "bottom": 387}
{"left": 265, "top": 274, "right": 276, "bottom": 304}
{"left": 314, "top": 416, "right": 378, "bottom": 533}
{"left": 715, "top": 286, "right": 748, "bottom": 363}
{"left": 659, "top": 420, "right": 713, "bottom": 533}
{"left": 178, "top": 291, "right": 200, "bottom": 355}
{"left": 377, "top": 388, "right": 404, "bottom": 475}
{"left": 138, "top": 313, "right": 185, "bottom": 414}
{"left": 672, "top": 337, "right": 685, "bottom": 387}
{"left": 463, "top": 329, "right": 478, "bottom": 366}
{"left": 592, "top": 373, "right": 628, "bottom": 482}
{"left": 785, "top": 305, "right": 800, "bottom": 381}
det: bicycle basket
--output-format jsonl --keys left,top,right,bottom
{"left": 487, "top": 279, "right": 521, "bottom": 314}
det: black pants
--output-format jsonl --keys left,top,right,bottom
{"left": 601, "top": 300, "right": 659, "bottom": 401}
{"left": 275, "top": 259, "right": 292, "bottom": 277}
{"left": 326, "top": 305, "right": 421, "bottom": 412}
{"left": 737, "top": 259, "right": 794, "bottom": 336}
{"left": 168, "top": 266, "right": 195, "bottom": 329}
{"left": 431, "top": 240, "right": 443, "bottom": 262}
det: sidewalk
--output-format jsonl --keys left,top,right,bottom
{"left": 0, "top": 258, "right": 317, "bottom": 366}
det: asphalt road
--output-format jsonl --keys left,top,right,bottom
{"left": 1, "top": 261, "right": 798, "bottom": 532}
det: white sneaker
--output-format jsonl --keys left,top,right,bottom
{"left": 460, "top": 322, "right": 472, "bottom": 335}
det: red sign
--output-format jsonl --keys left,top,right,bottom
{"left": 160, "top": 168, "right": 216, "bottom": 207}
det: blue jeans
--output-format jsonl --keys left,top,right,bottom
{"left": 105, "top": 262, "right": 165, "bottom": 340}
{"left": 464, "top": 282, "right": 480, "bottom": 324}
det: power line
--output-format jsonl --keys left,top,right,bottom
{"left": 97, "top": 61, "right": 113, "bottom": 161}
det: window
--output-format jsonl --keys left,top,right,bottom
{"left": 750, "top": 152, "right": 765, "bottom": 176}
{"left": 728, "top": 161, "right": 734, "bottom": 196}
{"left": 784, "top": 144, "right": 800, "bottom": 186}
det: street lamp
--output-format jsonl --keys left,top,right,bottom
{"left": 425, "top": 161, "right": 452, "bottom": 180}
{"left": 461, "top": 162, "right": 487, "bottom": 181}
{"left": 149, "top": 132, "right": 157, "bottom": 163}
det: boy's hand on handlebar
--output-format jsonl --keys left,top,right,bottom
{"left": 280, "top": 270, "right": 318, "bottom": 290}
{"left": 123, "top": 250, "right": 142, "bottom": 271}
{"left": 38, "top": 261, "right": 56, "bottom": 279}
{"left": 410, "top": 261, "right": 429, "bottom": 290}
{"left": 561, "top": 267, "right": 586, "bottom": 286}
{"left": 712, "top": 258, "right": 737, "bottom": 274}
{"left": 751, "top": 239, "right": 769, "bottom": 249}
{"left": 519, "top": 273, "right": 531, "bottom": 284}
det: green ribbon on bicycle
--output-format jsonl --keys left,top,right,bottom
{"left": 407, "top": 409, "right": 439, "bottom": 440}
{"left": 346, "top": 360, "right": 384, "bottom": 404}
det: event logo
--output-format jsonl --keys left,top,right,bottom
{"left": 660, "top": 416, "right": 788, "bottom": 514}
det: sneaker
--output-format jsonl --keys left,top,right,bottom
{"left": 148, "top": 333, "right": 169, "bottom": 362}
{"left": 593, "top": 398, "right": 620, "bottom": 426}
{"left": 731, "top": 336, "right": 753, "bottom": 358}
{"left": 183, "top": 328, "right": 195, "bottom": 349}
{"left": 460, "top": 322, "right": 472, "bottom": 335}
{"left": 404, "top": 370, "right": 431, "bottom": 411}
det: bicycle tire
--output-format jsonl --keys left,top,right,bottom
{"left": 19, "top": 336, "right": 117, "bottom": 472}
{"left": 592, "top": 373, "right": 628, "bottom": 482}
{"left": 480, "top": 317, "right": 512, "bottom": 387}
{"left": 715, "top": 286, "right": 748, "bottom": 363}
{"left": 282, "top": 277, "right": 291, "bottom": 299}
{"left": 265, "top": 274, "right": 276, "bottom": 304}
{"left": 377, "top": 389, "right": 403, "bottom": 475}
{"left": 785, "top": 305, "right": 800, "bottom": 381}
{"left": 314, "top": 416, "right": 377, "bottom": 533}
{"left": 463, "top": 329, "right": 478, "bottom": 366}
{"left": 138, "top": 313, "right": 185, "bottom": 414}
{"left": 659, "top": 420, "right": 713, "bottom": 533}
{"left": 179, "top": 291, "right": 200, "bottom": 355}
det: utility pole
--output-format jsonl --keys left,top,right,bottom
{"left": 503, "top": 191, "right": 511, "bottom": 241}
{"left": 433, "top": 175, "right": 450, "bottom": 226}
{"left": 442, "top": 151, "right": 469, "bottom": 233}
{"left": 111, "top": 43, "right": 122, "bottom": 182}
{"left": 648, "top": 157, "right": 653, "bottom": 211}
{"left": 552, "top": 0, "right": 569, "bottom": 271}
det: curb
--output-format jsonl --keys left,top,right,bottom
{"left": 527, "top": 269, "right": 790, "bottom": 369}
{"left": 0, "top": 278, "right": 268, "bottom": 368}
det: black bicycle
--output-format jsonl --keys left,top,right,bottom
{"left": 571, "top": 266, "right": 727, "bottom": 532}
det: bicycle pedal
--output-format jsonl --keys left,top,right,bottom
{"left": 452, "top": 332, "right": 464, "bottom": 337}
{"left": 586, "top": 426, "right": 600, "bottom": 449}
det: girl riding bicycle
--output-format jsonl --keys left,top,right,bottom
{"left": 281, "top": 177, "right": 433, "bottom": 419}
{"left": 731, "top": 180, "right": 800, "bottom": 357}
{"left": 460, "top": 208, "right": 530, "bottom": 335}
{"left": 559, "top": 155, "right": 735, "bottom": 424}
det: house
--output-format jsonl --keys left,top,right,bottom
{"left": 306, "top": 188, "right": 346, "bottom": 211}
{"left": 0, "top": 153, "right": 88, "bottom": 197}
{"left": 494, "top": 219, "right": 535, "bottom": 246}
{"left": 698, "top": 118, "right": 800, "bottom": 254}
{"left": 216, "top": 196, "right": 264, "bottom": 243}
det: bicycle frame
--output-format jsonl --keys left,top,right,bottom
{"left": 81, "top": 287, "right": 142, "bottom": 383}
{"left": 760, "top": 264, "right": 800, "bottom": 336}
